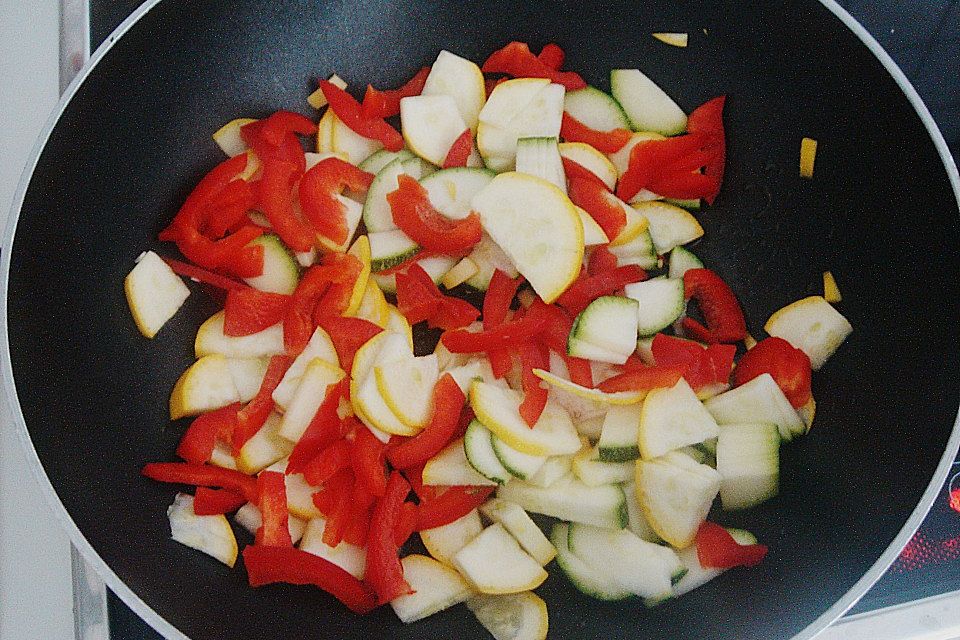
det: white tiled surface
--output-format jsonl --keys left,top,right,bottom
{"left": 0, "top": 0, "right": 76, "bottom": 639}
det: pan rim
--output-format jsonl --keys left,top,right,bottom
{"left": 1, "top": 1, "right": 958, "bottom": 639}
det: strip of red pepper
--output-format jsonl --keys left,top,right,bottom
{"left": 415, "top": 485, "right": 497, "bottom": 531}
{"left": 560, "top": 112, "right": 632, "bottom": 154}
{"left": 162, "top": 257, "right": 249, "bottom": 292}
{"left": 352, "top": 426, "right": 389, "bottom": 497}
{"left": 192, "top": 487, "right": 247, "bottom": 515}
{"left": 232, "top": 355, "right": 293, "bottom": 453}
{"left": 176, "top": 403, "right": 240, "bottom": 465}
{"left": 481, "top": 41, "right": 586, "bottom": 90}
{"left": 442, "top": 129, "right": 474, "bottom": 169}
{"left": 315, "top": 316, "right": 384, "bottom": 372}
{"left": 320, "top": 80, "right": 404, "bottom": 151}
{"left": 287, "top": 379, "right": 350, "bottom": 474}
{"left": 298, "top": 157, "right": 374, "bottom": 247}
{"left": 361, "top": 66, "right": 431, "bottom": 120}
{"left": 223, "top": 288, "right": 291, "bottom": 337}
{"left": 255, "top": 470, "right": 292, "bottom": 547}
{"left": 696, "top": 521, "right": 768, "bottom": 569}
{"left": 555, "top": 265, "right": 646, "bottom": 316}
{"left": 242, "top": 546, "right": 377, "bottom": 613}
{"left": 483, "top": 270, "right": 524, "bottom": 379}
{"left": 386, "top": 373, "right": 466, "bottom": 470}
{"left": 366, "top": 472, "right": 414, "bottom": 604}
{"left": 301, "top": 439, "right": 352, "bottom": 486}
{"left": 387, "top": 175, "right": 482, "bottom": 254}
{"left": 682, "top": 268, "right": 747, "bottom": 344}
{"left": 141, "top": 462, "right": 259, "bottom": 504}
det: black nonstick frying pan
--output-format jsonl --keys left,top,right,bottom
{"left": 4, "top": 1, "right": 960, "bottom": 638}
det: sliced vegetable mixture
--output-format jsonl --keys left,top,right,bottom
{"left": 125, "top": 41, "right": 853, "bottom": 640}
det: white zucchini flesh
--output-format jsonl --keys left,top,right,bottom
{"left": 764, "top": 295, "right": 853, "bottom": 370}
{"left": 566, "top": 523, "right": 682, "bottom": 599}
{"left": 634, "top": 201, "right": 705, "bottom": 254}
{"left": 420, "top": 167, "right": 495, "bottom": 221}
{"left": 419, "top": 508, "right": 485, "bottom": 566}
{"left": 569, "top": 295, "right": 639, "bottom": 357}
{"left": 622, "top": 481, "right": 662, "bottom": 543}
{"left": 497, "top": 475, "right": 627, "bottom": 529}
{"left": 668, "top": 245, "right": 705, "bottom": 280}
{"left": 515, "top": 136, "right": 566, "bottom": 191}
{"left": 401, "top": 94, "right": 470, "bottom": 166}
{"left": 638, "top": 378, "right": 720, "bottom": 460}
{"left": 298, "top": 517, "right": 367, "bottom": 579}
{"left": 167, "top": 493, "right": 238, "bottom": 567}
{"left": 597, "top": 404, "right": 642, "bottom": 462}
{"left": 464, "top": 420, "right": 513, "bottom": 484}
{"left": 362, "top": 158, "right": 408, "bottom": 233}
{"left": 125, "top": 250, "right": 190, "bottom": 339}
{"left": 470, "top": 382, "right": 581, "bottom": 457}
{"left": 704, "top": 373, "right": 806, "bottom": 441}
{"left": 551, "top": 523, "right": 632, "bottom": 601}
{"left": 635, "top": 451, "right": 721, "bottom": 549}
{"left": 572, "top": 446, "right": 635, "bottom": 486}
{"left": 563, "top": 85, "right": 631, "bottom": 131}
{"left": 715, "top": 423, "right": 781, "bottom": 511}
{"left": 422, "top": 50, "right": 486, "bottom": 132}
{"left": 390, "top": 554, "right": 474, "bottom": 623}
{"left": 492, "top": 435, "right": 548, "bottom": 480}
{"left": 480, "top": 498, "right": 557, "bottom": 566}
{"left": 466, "top": 592, "right": 549, "bottom": 640}
{"left": 610, "top": 68, "right": 687, "bottom": 135}
{"left": 271, "top": 328, "right": 338, "bottom": 410}
{"left": 368, "top": 229, "right": 419, "bottom": 273}
{"left": 242, "top": 234, "right": 300, "bottom": 295}
{"left": 423, "top": 437, "right": 499, "bottom": 487}
{"left": 525, "top": 453, "right": 574, "bottom": 489}
{"left": 452, "top": 523, "right": 548, "bottom": 594}
{"left": 624, "top": 277, "right": 686, "bottom": 337}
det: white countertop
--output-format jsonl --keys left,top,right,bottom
{"left": 0, "top": 1, "right": 958, "bottom": 639}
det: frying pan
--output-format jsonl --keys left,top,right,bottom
{"left": 4, "top": 1, "right": 960, "bottom": 638}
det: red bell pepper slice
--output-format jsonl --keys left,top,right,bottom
{"left": 733, "top": 337, "right": 812, "bottom": 408}
{"left": 320, "top": 80, "right": 404, "bottom": 152}
{"left": 258, "top": 159, "right": 317, "bottom": 252}
{"left": 696, "top": 521, "right": 768, "bottom": 569}
{"left": 568, "top": 177, "right": 628, "bottom": 241}
{"left": 160, "top": 154, "right": 250, "bottom": 239}
{"left": 587, "top": 245, "right": 619, "bottom": 276}
{"left": 255, "top": 470, "right": 292, "bottom": 547}
{"left": 366, "top": 472, "right": 414, "bottom": 604}
{"left": 299, "top": 157, "right": 374, "bottom": 246}
{"left": 483, "top": 270, "right": 524, "bottom": 378}
{"left": 352, "top": 426, "right": 388, "bottom": 498}
{"left": 203, "top": 179, "right": 257, "bottom": 239}
{"left": 343, "top": 482, "right": 377, "bottom": 547}
{"left": 162, "top": 257, "right": 250, "bottom": 291}
{"left": 315, "top": 316, "right": 383, "bottom": 372}
{"left": 192, "top": 487, "right": 247, "bottom": 515}
{"left": 258, "top": 110, "right": 317, "bottom": 146}
{"left": 440, "top": 310, "right": 548, "bottom": 353}
{"left": 242, "top": 545, "right": 377, "bottom": 613}
{"left": 302, "top": 438, "right": 352, "bottom": 486}
{"left": 518, "top": 341, "right": 549, "bottom": 427}
{"left": 240, "top": 112, "right": 314, "bottom": 176}
{"left": 682, "top": 268, "right": 747, "bottom": 344}
{"left": 687, "top": 96, "right": 726, "bottom": 205}
{"left": 597, "top": 365, "right": 688, "bottom": 394}
{"left": 481, "top": 41, "right": 586, "bottom": 90}
{"left": 233, "top": 355, "right": 293, "bottom": 452}
{"left": 561, "top": 157, "right": 608, "bottom": 189}
{"left": 283, "top": 257, "right": 354, "bottom": 354}
{"left": 442, "top": 129, "right": 474, "bottom": 169}
{"left": 287, "top": 379, "right": 350, "bottom": 474}
{"left": 560, "top": 112, "right": 632, "bottom": 154}
{"left": 386, "top": 374, "right": 466, "bottom": 470}
{"left": 176, "top": 403, "right": 240, "bottom": 465}
{"left": 141, "top": 462, "right": 258, "bottom": 503}
{"left": 556, "top": 265, "right": 645, "bottom": 316}
{"left": 537, "top": 43, "right": 565, "bottom": 70}
{"left": 387, "top": 175, "right": 482, "bottom": 254}
{"left": 647, "top": 171, "right": 720, "bottom": 201}
{"left": 313, "top": 468, "right": 355, "bottom": 547}
{"left": 560, "top": 352, "right": 594, "bottom": 388}
{"left": 484, "top": 77, "right": 508, "bottom": 97}
{"left": 393, "top": 502, "right": 419, "bottom": 547}
{"left": 395, "top": 264, "right": 479, "bottom": 330}
{"left": 651, "top": 334, "right": 735, "bottom": 391}
{"left": 616, "top": 132, "right": 714, "bottom": 202}
{"left": 361, "top": 66, "right": 431, "bottom": 120}
{"left": 223, "top": 288, "right": 291, "bottom": 337}
{"left": 312, "top": 254, "right": 364, "bottom": 323}
{"left": 415, "top": 485, "right": 496, "bottom": 531}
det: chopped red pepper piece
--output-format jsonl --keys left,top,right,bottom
{"left": 203, "top": 179, "right": 257, "bottom": 239}
{"left": 481, "top": 41, "right": 586, "bottom": 90}
{"left": 141, "top": 462, "right": 258, "bottom": 503}
{"left": 240, "top": 113, "right": 311, "bottom": 175}
{"left": 442, "top": 129, "right": 474, "bottom": 169}
{"left": 647, "top": 171, "right": 720, "bottom": 201}
{"left": 597, "top": 365, "right": 688, "bottom": 394}
{"left": 537, "top": 43, "right": 565, "bottom": 70}
{"left": 287, "top": 379, "right": 350, "bottom": 474}
{"left": 352, "top": 426, "right": 388, "bottom": 498}
{"left": 386, "top": 374, "right": 466, "bottom": 470}
{"left": 242, "top": 546, "right": 377, "bottom": 613}
{"left": 223, "top": 288, "right": 291, "bottom": 337}
{"left": 258, "top": 110, "right": 318, "bottom": 146}
{"left": 483, "top": 270, "right": 524, "bottom": 378}
{"left": 587, "top": 245, "right": 619, "bottom": 276}
{"left": 393, "top": 502, "right": 419, "bottom": 547}
{"left": 387, "top": 175, "right": 482, "bottom": 254}
{"left": 395, "top": 263, "right": 480, "bottom": 330}
{"left": 176, "top": 403, "right": 240, "bottom": 465}
{"left": 320, "top": 80, "right": 404, "bottom": 152}
{"left": 233, "top": 355, "right": 292, "bottom": 452}
{"left": 343, "top": 482, "right": 376, "bottom": 547}
{"left": 696, "top": 521, "right": 768, "bottom": 569}
{"left": 733, "top": 337, "right": 812, "bottom": 408}
{"left": 440, "top": 310, "right": 548, "bottom": 353}
{"left": 284, "top": 255, "right": 361, "bottom": 355}
{"left": 366, "top": 472, "right": 414, "bottom": 604}
{"left": 568, "top": 177, "right": 628, "bottom": 242}
{"left": 556, "top": 265, "right": 645, "bottom": 316}
{"left": 162, "top": 257, "right": 250, "bottom": 291}
{"left": 686, "top": 96, "right": 727, "bottom": 205}
{"left": 299, "top": 157, "right": 374, "bottom": 246}
{"left": 560, "top": 352, "right": 594, "bottom": 388}
{"left": 302, "top": 439, "right": 352, "bottom": 486}
{"left": 415, "top": 485, "right": 497, "bottom": 531}
{"left": 682, "top": 268, "right": 747, "bottom": 344}
{"left": 561, "top": 156, "right": 608, "bottom": 189}
{"left": 256, "top": 470, "right": 292, "bottom": 547}
{"left": 160, "top": 153, "right": 250, "bottom": 240}
{"left": 258, "top": 159, "right": 317, "bottom": 252}
{"left": 652, "top": 333, "right": 735, "bottom": 392}
{"left": 315, "top": 316, "right": 383, "bottom": 371}
{"left": 518, "top": 341, "right": 549, "bottom": 427}
{"left": 361, "top": 66, "right": 431, "bottom": 120}
{"left": 192, "top": 487, "right": 247, "bottom": 515}
{"left": 616, "top": 132, "right": 715, "bottom": 202}
{"left": 560, "top": 112, "right": 632, "bottom": 154}
{"left": 314, "top": 468, "right": 355, "bottom": 548}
